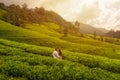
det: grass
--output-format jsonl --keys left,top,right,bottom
{"left": 25, "top": 23, "right": 62, "bottom": 37}
{"left": 1, "top": 39, "right": 120, "bottom": 73}
{"left": 1, "top": 18, "right": 120, "bottom": 79}
{"left": 0, "top": 15, "right": 120, "bottom": 80}
{"left": 0, "top": 20, "right": 120, "bottom": 60}
{"left": 0, "top": 39, "right": 120, "bottom": 80}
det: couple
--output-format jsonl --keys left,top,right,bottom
{"left": 52, "top": 48, "right": 62, "bottom": 59}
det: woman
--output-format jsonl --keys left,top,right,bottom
{"left": 52, "top": 48, "right": 62, "bottom": 59}
{"left": 58, "top": 49, "right": 62, "bottom": 59}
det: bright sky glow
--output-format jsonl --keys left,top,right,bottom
{"left": 0, "top": 0, "right": 120, "bottom": 30}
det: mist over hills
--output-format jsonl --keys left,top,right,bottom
{"left": 79, "top": 23, "right": 109, "bottom": 35}
{"left": 0, "top": 2, "right": 109, "bottom": 36}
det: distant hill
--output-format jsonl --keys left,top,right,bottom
{"left": 1, "top": 2, "right": 120, "bottom": 80}
{"left": 0, "top": 2, "right": 109, "bottom": 36}
{"left": 105, "top": 30, "right": 120, "bottom": 38}
{"left": 0, "top": 2, "right": 78, "bottom": 35}
{"left": 79, "top": 23, "right": 109, "bottom": 35}
{"left": 1, "top": 19, "right": 120, "bottom": 80}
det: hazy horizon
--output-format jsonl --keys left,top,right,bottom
{"left": 0, "top": 0, "right": 120, "bottom": 30}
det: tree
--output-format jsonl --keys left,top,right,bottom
{"left": 0, "top": 3, "right": 7, "bottom": 10}
{"left": 1, "top": 2, "right": 79, "bottom": 34}
{"left": 93, "top": 31, "right": 96, "bottom": 39}
{"left": 2, "top": 4, "right": 26, "bottom": 27}
{"left": 63, "top": 28, "right": 68, "bottom": 37}
{"left": 22, "top": 3, "right": 28, "bottom": 10}
{"left": 75, "top": 21, "right": 80, "bottom": 27}
{"left": 0, "top": 3, "right": 4, "bottom": 8}
{"left": 100, "top": 36, "right": 104, "bottom": 41}
{"left": 34, "top": 7, "right": 45, "bottom": 23}
{"left": 37, "top": 7, "right": 45, "bottom": 15}
{"left": 80, "top": 33, "right": 84, "bottom": 37}
{"left": 74, "top": 20, "right": 81, "bottom": 34}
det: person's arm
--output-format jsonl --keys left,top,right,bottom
{"left": 55, "top": 52, "right": 62, "bottom": 59}
{"left": 52, "top": 51, "right": 58, "bottom": 58}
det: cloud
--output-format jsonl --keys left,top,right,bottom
{"left": 37, "top": 0, "right": 100, "bottom": 22}
{"left": 0, "top": 0, "right": 39, "bottom": 7}
{"left": 87, "top": 0, "right": 120, "bottom": 30}
{"left": 76, "top": 0, "right": 100, "bottom": 22}
{"left": 1, "top": 0, "right": 120, "bottom": 30}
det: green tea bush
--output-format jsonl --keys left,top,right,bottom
{"left": 1, "top": 55, "right": 120, "bottom": 80}
{"left": 1, "top": 39, "right": 120, "bottom": 80}
{"left": 0, "top": 38, "right": 120, "bottom": 60}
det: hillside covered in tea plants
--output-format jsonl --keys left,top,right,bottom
{"left": 1, "top": 39, "right": 120, "bottom": 80}
{"left": 1, "top": 3, "right": 120, "bottom": 80}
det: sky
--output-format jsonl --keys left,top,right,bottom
{"left": 0, "top": 0, "right": 120, "bottom": 30}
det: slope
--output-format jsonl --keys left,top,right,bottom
{"left": 0, "top": 9, "right": 6, "bottom": 18}
{"left": 79, "top": 23, "right": 109, "bottom": 35}
{"left": 0, "top": 20, "right": 120, "bottom": 60}
{"left": 0, "top": 38, "right": 120, "bottom": 80}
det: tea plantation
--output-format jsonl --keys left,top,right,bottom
{"left": 0, "top": 39, "right": 120, "bottom": 80}
{"left": 1, "top": 17, "right": 120, "bottom": 80}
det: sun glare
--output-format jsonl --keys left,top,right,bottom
{"left": 85, "top": 0, "right": 94, "bottom": 5}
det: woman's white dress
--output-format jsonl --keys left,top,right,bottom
{"left": 52, "top": 51, "right": 59, "bottom": 58}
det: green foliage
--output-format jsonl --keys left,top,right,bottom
{"left": 0, "top": 9, "right": 6, "bottom": 18}
{"left": 0, "top": 39, "right": 120, "bottom": 80}
{"left": 1, "top": 39, "right": 120, "bottom": 74}
{"left": 1, "top": 4, "right": 26, "bottom": 27}
{"left": 0, "top": 3, "right": 78, "bottom": 34}
{"left": 0, "top": 20, "right": 120, "bottom": 60}
{"left": 1, "top": 5, "right": 120, "bottom": 79}
{"left": 25, "top": 23, "right": 61, "bottom": 37}
{"left": 0, "top": 73, "right": 27, "bottom": 80}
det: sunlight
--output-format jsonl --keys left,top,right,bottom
{"left": 85, "top": 0, "right": 94, "bottom": 5}
{"left": 0, "top": 0, "right": 120, "bottom": 30}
